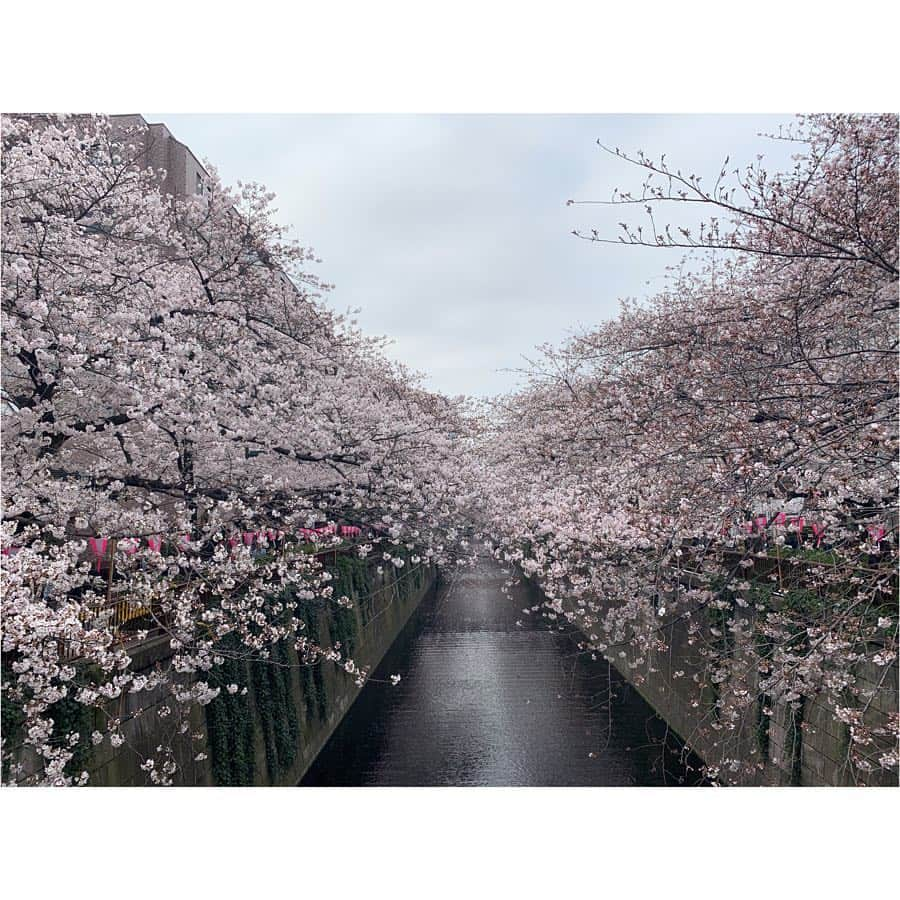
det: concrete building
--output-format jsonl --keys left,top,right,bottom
{"left": 109, "top": 114, "right": 304, "bottom": 303}
{"left": 110, "top": 114, "right": 210, "bottom": 201}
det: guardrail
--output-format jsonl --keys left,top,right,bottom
{"left": 46, "top": 530, "right": 370, "bottom": 660}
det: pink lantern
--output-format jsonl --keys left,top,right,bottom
{"left": 147, "top": 536, "right": 163, "bottom": 553}
{"left": 88, "top": 537, "right": 109, "bottom": 571}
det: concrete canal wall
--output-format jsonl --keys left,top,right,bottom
{"left": 600, "top": 602, "right": 898, "bottom": 787}
{"left": 78, "top": 556, "right": 438, "bottom": 786}
{"left": 528, "top": 565, "right": 898, "bottom": 787}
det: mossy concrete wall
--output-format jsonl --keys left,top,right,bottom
{"left": 604, "top": 606, "right": 897, "bottom": 786}
{"left": 527, "top": 576, "right": 898, "bottom": 787}
{"left": 81, "top": 558, "right": 437, "bottom": 786}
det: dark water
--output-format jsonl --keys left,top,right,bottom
{"left": 301, "top": 560, "right": 705, "bottom": 786}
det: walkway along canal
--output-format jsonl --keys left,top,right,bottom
{"left": 302, "top": 559, "right": 705, "bottom": 786}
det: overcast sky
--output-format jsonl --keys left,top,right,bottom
{"left": 148, "top": 114, "right": 799, "bottom": 398}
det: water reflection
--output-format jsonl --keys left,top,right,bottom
{"left": 301, "top": 561, "right": 705, "bottom": 786}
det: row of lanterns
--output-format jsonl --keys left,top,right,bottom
{"left": 1, "top": 525, "right": 365, "bottom": 570}
{"left": 736, "top": 515, "right": 887, "bottom": 549}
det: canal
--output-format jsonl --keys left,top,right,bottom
{"left": 301, "top": 559, "right": 705, "bottom": 786}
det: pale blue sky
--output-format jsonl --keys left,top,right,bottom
{"left": 148, "top": 114, "right": 799, "bottom": 397}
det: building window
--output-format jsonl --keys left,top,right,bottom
{"left": 195, "top": 172, "right": 204, "bottom": 195}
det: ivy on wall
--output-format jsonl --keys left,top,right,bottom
{"left": 202, "top": 552, "right": 431, "bottom": 785}
{"left": 295, "top": 596, "right": 328, "bottom": 723}
{"left": 1, "top": 655, "right": 97, "bottom": 783}
{"left": 329, "top": 604, "right": 359, "bottom": 662}
{"left": 249, "top": 640, "right": 300, "bottom": 783}
{"left": 1, "top": 658, "right": 25, "bottom": 783}
{"left": 205, "top": 635, "right": 257, "bottom": 786}
{"left": 47, "top": 695, "right": 95, "bottom": 779}
{"left": 331, "top": 554, "right": 368, "bottom": 638}
{"left": 204, "top": 633, "right": 303, "bottom": 786}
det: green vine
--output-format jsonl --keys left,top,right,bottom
{"left": 200, "top": 551, "right": 430, "bottom": 784}
{"left": 47, "top": 692, "right": 95, "bottom": 780}
{"left": 249, "top": 640, "right": 299, "bottom": 782}
{"left": 205, "top": 636, "right": 256, "bottom": 786}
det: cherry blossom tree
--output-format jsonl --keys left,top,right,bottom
{"left": 1, "top": 114, "right": 477, "bottom": 784}
{"left": 4, "top": 112, "right": 895, "bottom": 787}
{"left": 481, "top": 114, "right": 898, "bottom": 784}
